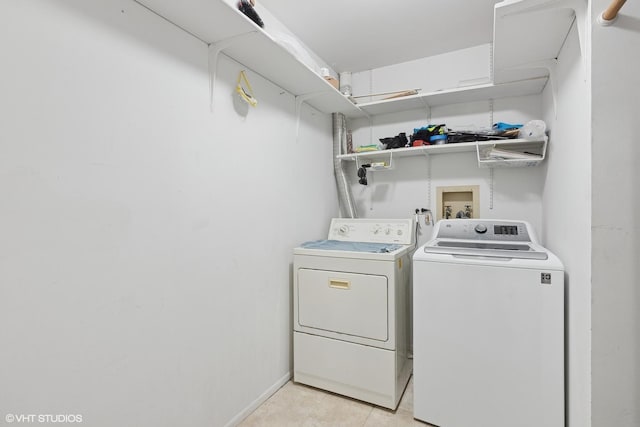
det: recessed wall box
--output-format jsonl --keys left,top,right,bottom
{"left": 436, "top": 185, "right": 480, "bottom": 220}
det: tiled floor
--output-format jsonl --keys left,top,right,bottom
{"left": 238, "top": 376, "right": 428, "bottom": 426}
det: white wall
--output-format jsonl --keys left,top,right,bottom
{"left": 347, "top": 47, "right": 545, "bottom": 245}
{"left": 590, "top": 0, "right": 640, "bottom": 425}
{"left": 0, "top": 1, "right": 337, "bottom": 426}
{"left": 541, "top": 21, "right": 592, "bottom": 427}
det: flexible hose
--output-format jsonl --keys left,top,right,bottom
{"left": 332, "top": 113, "right": 357, "bottom": 218}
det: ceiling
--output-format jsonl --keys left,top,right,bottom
{"left": 258, "top": 0, "right": 502, "bottom": 73}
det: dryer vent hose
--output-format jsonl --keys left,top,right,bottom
{"left": 332, "top": 113, "right": 357, "bottom": 218}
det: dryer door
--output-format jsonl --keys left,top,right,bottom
{"left": 297, "top": 268, "right": 388, "bottom": 342}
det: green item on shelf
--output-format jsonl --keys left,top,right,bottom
{"left": 355, "top": 145, "right": 381, "bottom": 152}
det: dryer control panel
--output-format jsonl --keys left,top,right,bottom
{"left": 328, "top": 218, "right": 415, "bottom": 245}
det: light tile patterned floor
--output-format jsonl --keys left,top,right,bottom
{"left": 239, "top": 376, "right": 429, "bottom": 426}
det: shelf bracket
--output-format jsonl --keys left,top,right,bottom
{"left": 498, "top": 0, "right": 587, "bottom": 65}
{"left": 208, "top": 31, "right": 257, "bottom": 112}
{"left": 494, "top": 0, "right": 587, "bottom": 102}
{"left": 425, "top": 154, "right": 432, "bottom": 211}
{"left": 369, "top": 114, "right": 375, "bottom": 147}
{"left": 488, "top": 99, "right": 494, "bottom": 128}
{"left": 295, "top": 91, "right": 326, "bottom": 140}
{"left": 510, "top": 59, "right": 559, "bottom": 118}
{"left": 489, "top": 167, "right": 495, "bottom": 210}
{"left": 357, "top": 151, "right": 394, "bottom": 171}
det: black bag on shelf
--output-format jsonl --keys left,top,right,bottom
{"left": 238, "top": 0, "right": 264, "bottom": 27}
{"left": 380, "top": 132, "right": 409, "bottom": 149}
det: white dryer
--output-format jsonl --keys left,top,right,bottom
{"left": 413, "top": 219, "right": 564, "bottom": 427}
{"left": 293, "top": 218, "right": 415, "bottom": 409}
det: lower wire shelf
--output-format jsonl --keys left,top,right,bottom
{"left": 338, "top": 136, "right": 548, "bottom": 169}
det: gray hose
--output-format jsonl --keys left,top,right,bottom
{"left": 332, "top": 113, "right": 357, "bottom": 218}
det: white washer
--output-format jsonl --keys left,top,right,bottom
{"left": 293, "top": 218, "right": 415, "bottom": 409}
{"left": 413, "top": 219, "right": 564, "bottom": 427}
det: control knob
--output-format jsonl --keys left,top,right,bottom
{"left": 474, "top": 224, "right": 488, "bottom": 234}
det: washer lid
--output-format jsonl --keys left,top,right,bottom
{"left": 423, "top": 239, "right": 548, "bottom": 260}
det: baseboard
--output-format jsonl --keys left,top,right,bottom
{"left": 224, "top": 371, "right": 291, "bottom": 427}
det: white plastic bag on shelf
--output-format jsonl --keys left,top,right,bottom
{"left": 519, "top": 120, "right": 547, "bottom": 139}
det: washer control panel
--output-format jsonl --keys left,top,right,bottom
{"left": 328, "top": 218, "right": 414, "bottom": 245}
{"left": 434, "top": 219, "right": 536, "bottom": 243}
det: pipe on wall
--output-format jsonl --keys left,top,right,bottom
{"left": 332, "top": 113, "right": 357, "bottom": 218}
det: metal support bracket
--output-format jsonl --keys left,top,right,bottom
{"left": 294, "top": 91, "right": 326, "bottom": 140}
{"left": 498, "top": 0, "right": 587, "bottom": 66}
{"left": 208, "top": 31, "right": 257, "bottom": 111}
{"left": 489, "top": 99, "right": 494, "bottom": 128}
{"left": 489, "top": 167, "right": 495, "bottom": 210}
{"left": 507, "top": 58, "right": 560, "bottom": 117}
{"left": 425, "top": 153, "right": 432, "bottom": 211}
{"left": 494, "top": 0, "right": 587, "bottom": 112}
